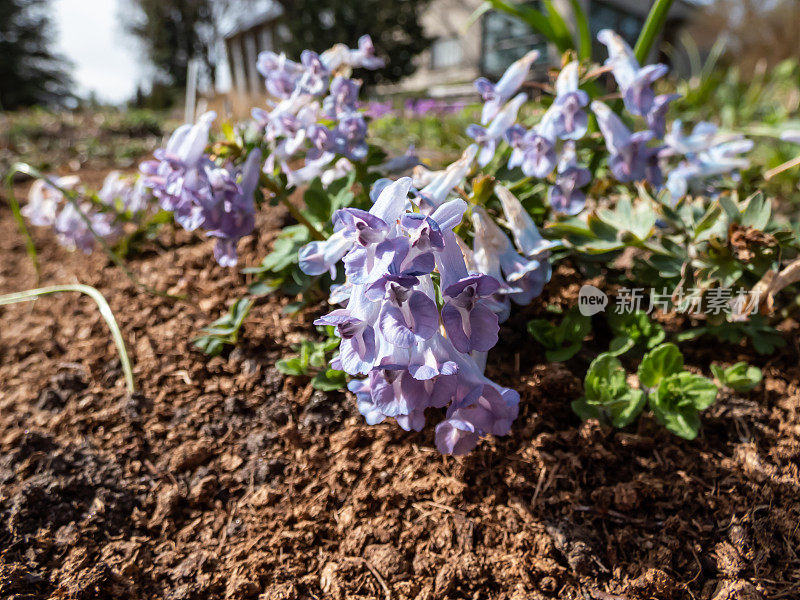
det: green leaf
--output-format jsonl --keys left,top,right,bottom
{"left": 276, "top": 357, "right": 306, "bottom": 376}
{"left": 740, "top": 192, "right": 771, "bottom": 230}
{"left": 577, "top": 354, "right": 645, "bottom": 428}
{"left": 713, "top": 362, "right": 763, "bottom": 393}
{"left": 638, "top": 343, "right": 683, "bottom": 389}
{"left": 546, "top": 342, "right": 582, "bottom": 363}
{"left": 480, "top": 0, "right": 557, "bottom": 48}
{"left": 568, "top": 0, "right": 591, "bottom": 60}
{"left": 608, "top": 336, "right": 635, "bottom": 357}
{"left": 0, "top": 284, "right": 135, "bottom": 393}
{"left": 693, "top": 202, "right": 723, "bottom": 241}
{"left": 650, "top": 372, "right": 718, "bottom": 439}
{"left": 528, "top": 307, "right": 589, "bottom": 362}
{"left": 634, "top": 0, "right": 675, "bottom": 64}
{"left": 571, "top": 397, "right": 603, "bottom": 421}
{"left": 193, "top": 298, "right": 254, "bottom": 357}
{"left": 312, "top": 369, "right": 347, "bottom": 391}
{"left": 651, "top": 399, "right": 702, "bottom": 440}
{"left": 607, "top": 310, "right": 665, "bottom": 352}
{"left": 528, "top": 318, "right": 559, "bottom": 347}
{"left": 585, "top": 353, "right": 628, "bottom": 404}
{"left": 606, "top": 388, "right": 647, "bottom": 428}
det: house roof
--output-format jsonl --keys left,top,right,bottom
{"left": 222, "top": 2, "right": 283, "bottom": 39}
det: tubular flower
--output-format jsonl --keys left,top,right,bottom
{"left": 302, "top": 177, "right": 519, "bottom": 455}
{"left": 21, "top": 174, "right": 138, "bottom": 255}
{"left": 592, "top": 101, "right": 659, "bottom": 184}
{"left": 597, "top": 29, "right": 668, "bottom": 117}
{"left": 467, "top": 93, "right": 528, "bottom": 167}
{"left": 140, "top": 111, "right": 261, "bottom": 266}
{"left": 549, "top": 61, "right": 589, "bottom": 140}
{"left": 474, "top": 49, "right": 539, "bottom": 124}
{"left": 548, "top": 142, "right": 591, "bottom": 216}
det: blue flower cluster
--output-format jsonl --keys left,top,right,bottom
{"left": 465, "top": 29, "right": 752, "bottom": 213}
{"left": 300, "top": 177, "right": 531, "bottom": 455}
{"left": 140, "top": 111, "right": 262, "bottom": 266}
{"left": 252, "top": 35, "right": 385, "bottom": 186}
{"left": 22, "top": 171, "right": 150, "bottom": 254}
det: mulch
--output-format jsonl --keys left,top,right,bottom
{"left": 1, "top": 178, "right": 798, "bottom": 600}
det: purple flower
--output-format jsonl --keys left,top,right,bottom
{"left": 417, "top": 145, "right": 478, "bottom": 210}
{"left": 374, "top": 279, "right": 439, "bottom": 349}
{"left": 441, "top": 275, "right": 500, "bottom": 353}
{"left": 592, "top": 101, "right": 657, "bottom": 183}
{"left": 257, "top": 52, "right": 303, "bottom": 98}
{"left": 495, "top": 184, "right": 558, "bottom": 257}
{"left": 436, "top": 381, "right": 519, "bottom": 455}
{"left": 331, "top": 112, "right": 368, "bottom": 161}
{"left": 474, "top": 50, "right": 539, "bottom": 124}
{"left": 320, "top": 35, "right": 385, "bottom": 72}
{"left": 315, "top": 307, "right": 377, "bottom": 375}
{"left": 349, "top": 35, "right": 385, "bottom": 70}
{"left": 54, "top": 202, "right": 119, "bottom": 254}
{"left": 505, "top": 122, "right": 557, "bottom": 179}
{"left": 202, "top": 149, "right": 262, "bottom": 267}
{"left": 467, "top": 93, "right": 527, "bottom": 166}
{"left": 323, "top": 76, "right": 361, "bottom": 118}
{"left": 550, "top": 61, "right": 589, "bottom": 140}
{"left": 22, "top": 176, "right": 80, "bottom": 227}
{"left": 646, "top": 94, "right": 680, "bottom": 138}
{"left": 365, "top": 101, "right": 393, "bottom": 119}
{"left": 548, "top": 142, "right": 591, "bottom": 215}
{"left": 597, "top": 29, "right": 668, "bottom": 116}
{"left": 312, "top": 177, "right": 520, "bottom": 454}
{"left": 471, "top": 206, "right": 551, "bottom": 306}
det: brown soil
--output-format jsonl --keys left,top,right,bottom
{"left": 1, "top": 183, "right": 799, "bottom": 600}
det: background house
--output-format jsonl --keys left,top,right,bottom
{"left": 383, "top": 0, "right": 696, "bottom": 98}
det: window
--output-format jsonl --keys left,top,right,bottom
{"left": 431, "top": 37, "right": 464, "bottom": 70}
{"left": 481, "top": 3, "right": 547, "bottom": 78}
{"left": 590, "top": 1, "right": 644, "bottom": 60}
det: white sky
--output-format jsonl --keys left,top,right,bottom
{"left": 53, "top": 0, "right": 145, "bottom": 104}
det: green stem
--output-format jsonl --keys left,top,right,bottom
{"left": 3, "top": 174, "right": 40, "bottom": 280}
{"left": 0, "top": 284, "right": 135, "bottom": 393}
{"left": 634, "top": 0, "right": 675, "bottom": 65}
{"left": 279, "top": 196, "right": 326, "bottom": 241}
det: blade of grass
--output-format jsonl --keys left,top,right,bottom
{"left": 0, "top": 284, "right": 135, "bottom": 393}
{"left": 634, "top": 0, "right": 675, "bottom": 64}
{"left": 9, "top": 162, "right": 184, "bottom": 300}
{"left": 541, "top": 0, "right": 575, "bottom": 54}
{"left": 3, "top": 173, "right": 40, "bottom": 281}
{"left": 568, "top": 0, "right": 592, "bottom": 61}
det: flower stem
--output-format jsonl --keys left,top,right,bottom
{"left": 279, "top": 196, "right": 326, "bottom": 241}
{"left": 634, "top": 0, "right": 675, "bottom": 64}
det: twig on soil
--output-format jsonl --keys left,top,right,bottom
{"left": 346, "top": 557, "right": 391, "bottom": 600}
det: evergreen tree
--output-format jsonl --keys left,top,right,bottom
{"left": 0, "top": 0, "right": 73, "bottom": 110}
{"left": 123, "top": 0, "right": 218, "bottom": 89}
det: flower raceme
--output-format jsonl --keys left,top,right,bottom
{"left": 253, "top": 36, "right": 386, "bottom": 186}
{"left": 22, "top": 171, "right": 152, "bottom": 254}
{"left": 140, "top": 111, "right": 262, "bottom": 267}
{"left": 300, "top": 177, "right": 522, "bottom": 455}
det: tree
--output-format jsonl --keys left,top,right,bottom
{"left": 123, "top": 0, "right": 219, "bottom": 90}
{"left": 0, "top": 0, "right": 73, "bottom": 110}
{"left": 274, "top": 0, "right": 433, "bottom": 85}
